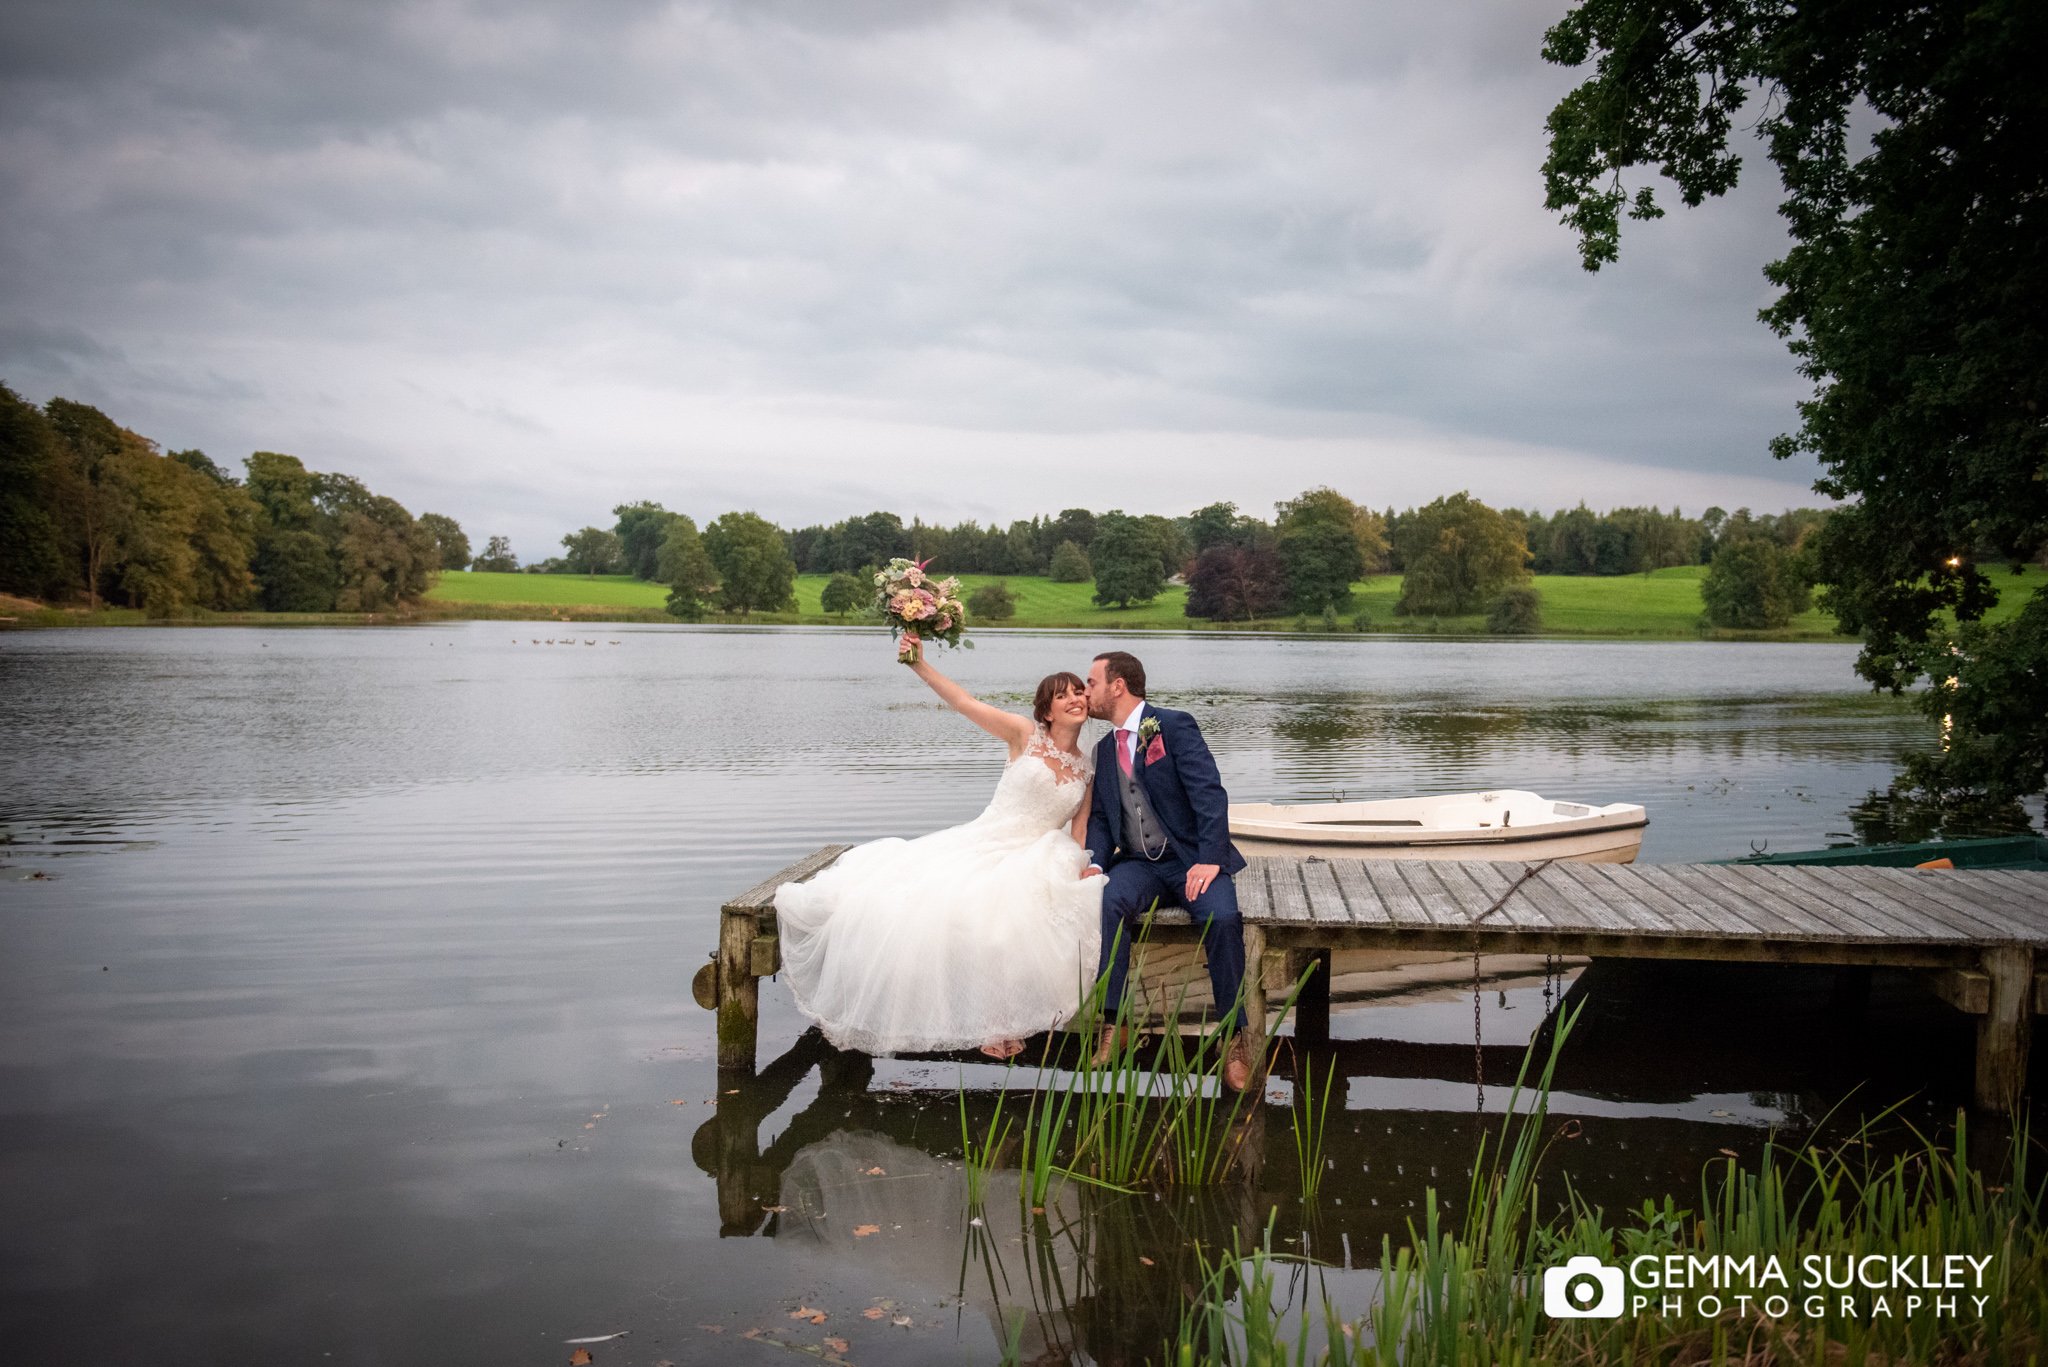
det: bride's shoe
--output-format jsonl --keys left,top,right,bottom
{"left": 980, "top": 1038, "right": 1025, "bottom": 1060}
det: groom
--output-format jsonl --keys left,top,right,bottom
{"left": 1080, "top": 651, "right": 1252, "bottom": 1090}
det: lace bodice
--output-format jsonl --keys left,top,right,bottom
{"left": 979, "top": 724, "right": 1093, "bottom": 833}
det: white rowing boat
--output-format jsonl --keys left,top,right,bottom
{"left": 1229, "top": 790, "right": 1648, "bottom": 864}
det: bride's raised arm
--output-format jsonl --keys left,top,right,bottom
{"left": 902, "top": 632, "right": 1033, "bottom": 752}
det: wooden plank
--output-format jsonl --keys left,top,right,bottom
{"left": 725, "top": 845, "right": 851, "bottom": 911}
{"left": 1521, "top": 860, "right": 1637, "bottom": 933}
{"left": 1698, "top": 864, "right": 1897, "bottom": 941}
{"left": 1391, "top": 860, "right": 1470, "bottom": 928}
{"left": 1961, "top": 871, "right": 2048, "bottom": 931}
{"left": 1453, "top": 860, "right": 1554, "bottom": 930}
{"left": 1234, "top": 859, "right": 1273, "bottom": 921}
{"left": 1357, "top": 860, "right": 1430, "bottom": 928}
{"left": 1427, "top": 859, "right": 1511, "bottom": 928}
{"left": 1549, "top": 863, "right": 1675, "bottom": 935}
{"left": 1263, "top": 860, "right": 1319, "bottom": 924}
{"left": 1679, "top": 865, "right": 1844, "bottom": 939}
{"left": 1632, "top": 864, "right": 1770, "bottom": 938}
{"left": 1585, "top": 864, "right": 1717, "bottom": 935}
{"left": 1325, "top": 860, "right": 1396, "bottom": 926}
{"left": 1299, "top": 858, "right": 1355, "bottom": 925}
{"left": 1863, "top": 867, "right": 2042, "bottom": 941}
{"left": 1811, "top": 866, "right": 2009, "bottom": 942}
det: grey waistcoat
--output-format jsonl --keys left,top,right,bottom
{"left": 1119, "top": 763, "right": 1169, "bottom": 859}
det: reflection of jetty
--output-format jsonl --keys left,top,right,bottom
{"left": 705, "top": 850, "right": 2047, "bottom": 1110}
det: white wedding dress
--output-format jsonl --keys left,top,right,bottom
{"left": 775, "top": 725, "right": 1107, "bottom": 1053}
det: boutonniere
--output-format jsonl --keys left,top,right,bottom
{"left": 1137, "top": 714, "right": 1165, "bottom": 765}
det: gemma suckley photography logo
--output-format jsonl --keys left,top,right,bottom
{"left": 1542, "top": 1252, "right": 1999, "bottom": 1322}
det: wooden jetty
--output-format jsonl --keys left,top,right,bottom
{"left": 702, "top": 849, "right": 2047, "bottom": 1111}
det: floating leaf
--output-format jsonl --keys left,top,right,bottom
{"left": 891, "top": 1315, "right": 912, "bottom": 1328}
{"left": 1719, "top": 1148, "right": 1739, "bottom": 1158}
{"left": 790, "top": 1306, "right": 828, "bottom": 1324}
{"left": 863, "top": 1166, "right": 886, "bottom": 1176}
{"left": 861, "top": 1308, "right": 886, "bottom": 1321}
{"left": 1138, "top": 1256, "right": 1154, "bottom": 1266}
{"left": 569, "top": 1351, "right": 592, "bottom": 1366}
{"left": 852, "top": 1224, "right": 880, "bottom": 1237}
{"left": 824, "top": 1337, "right": 849, "bottom": 1353}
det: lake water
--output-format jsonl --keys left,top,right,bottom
{"left": 0, "top": 624, "right": 2033, "bottom": 1364}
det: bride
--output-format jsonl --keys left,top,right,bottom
{"left": 774, "top": 633, "right": 1107, "bottom": 1058}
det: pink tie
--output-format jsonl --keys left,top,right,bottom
{"left": 1117, "top": 728, "right": 1135, "bottom": 776}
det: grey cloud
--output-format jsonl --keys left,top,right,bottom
{"left": 0, "top": 0, "right": 1822, "bottom": 552}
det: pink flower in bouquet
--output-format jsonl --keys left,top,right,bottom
{"left": 936, "top": 615, "right": 953, "bottom": 631}
{"left": 917, "top": 588, "right": 937, "bottom": 605}
{"left": 905, "top": 566, "right": 926, "bottom": 587}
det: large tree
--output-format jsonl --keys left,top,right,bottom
{"left": 1541, "top": 0, "right": 2047, "bottom": 797}
{"left": 1089, "top": 511, "right": 1165, "bottom": 608}
{"left": 702, "top": 511, "right": 796, "bottom": 616}
{"left": 471, "top": 535, "right": 518, "bottom": 573}
{"left": 1184, "top": 542, "right": 1286, "bottom": 622}
{"left": 612, "top": 501, "right": 671, "bottom": 580}
{"left": 1395, "top": 493, "right": 1530, "bottom": 616}
{"left": 560, "top": 526, "right": 623, "bottom": 577}
{"left": 1275, "top": 487, "right": 1383, "bottom": 614}
{"left": 0, "top": 383, "right": 75, "bottom": 599}
{"left": 656, "top": 514, "right": 720, "bottom": 620}
{"left": 417, "top": 513, "right": 471, "bottom": 572}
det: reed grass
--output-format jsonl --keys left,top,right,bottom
{"left": 1168, "top": 1002, "right": 2047, "bottom": 1365}
{"left": 1290, "top": 1057, "right": 1338, "bottom": 1207}
{"left": 958, "top": 1064, "right": 1014, "bottom": 1208}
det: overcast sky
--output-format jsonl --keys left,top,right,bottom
{"left": 0, "top": 0, "right": 1824, "bottom": 560}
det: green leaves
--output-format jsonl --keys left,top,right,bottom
{"left": 1541, "top": 0, "right": 2048, "bottom": 800}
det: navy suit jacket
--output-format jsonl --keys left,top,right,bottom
{"left": 1086, "top": 705, "right": 1246, "bottom": 876}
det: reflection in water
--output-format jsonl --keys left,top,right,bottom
{"left": 694, "top": 946, "right": 1995, "bottom": 1365}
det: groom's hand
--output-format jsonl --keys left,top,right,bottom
{"left": 1184, "top": 863, "right": 1221, "bottom": 900}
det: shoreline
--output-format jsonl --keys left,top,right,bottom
{"left": 0, "top": 598, "right": 1853, "bottom": 642}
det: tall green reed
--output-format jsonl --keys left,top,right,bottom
{"left": 1169, "top": 1000, "right": 2047, "bottom": 1366}
{"left": 1290, "top": 1056, "right": 1337, "bottom": 1206}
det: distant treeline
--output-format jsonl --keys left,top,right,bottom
{"left": 554, "top": 489, "right": 1838, "bottom": 629}
{"left": 0, "top": 385, "right": 471, "bottom": 614}
{"left": 0, "top": 382, "right": 1838, "bottom": 631}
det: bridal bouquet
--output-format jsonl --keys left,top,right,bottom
{"left": 873, "top": 558, "right": 968, "bottom": 663}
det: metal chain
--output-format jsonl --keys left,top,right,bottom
{"left": 1472, "top": 925, "right": 1484, "bottom": 1116}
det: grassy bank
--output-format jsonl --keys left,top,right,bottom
{"left": 428, "top": 565, "right": 1863, "bottom": 639}
{"left": 10, "top": 564, "right": 2037, "bottom": 639}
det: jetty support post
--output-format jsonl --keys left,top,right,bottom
{"left": 1242, "top": 923, "right": 1268, "bottom": 1069}
{"left": 1975, "top": 945, "right": 2034, "bottom": 1113}
{"left": 717, "top": 906, "right": 760, "bottom": 1075}
{"left": 1293, "top": 948, "right": 1333, "bottom": 1044}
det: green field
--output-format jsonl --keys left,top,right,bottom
{"left": 421, "top": 563, "right": 2044, "bottom": 637}
{"left": 419, "top": 565, "right": 1916, "bottom": 639}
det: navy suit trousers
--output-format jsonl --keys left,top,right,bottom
{"left": 1098, "top": 853, "right": 1246, "bottom": 1029}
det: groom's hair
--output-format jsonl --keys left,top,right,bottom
{"left": 1093, "top": 651, "right": 1146, "bottom": 698}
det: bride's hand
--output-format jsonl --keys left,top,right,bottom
{"left": 898, "top": 630, "right": 922, "bottom": 666}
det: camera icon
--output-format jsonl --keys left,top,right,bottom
{"left": 1543, "top": 1256, "right": 1625, "bottom": 1319}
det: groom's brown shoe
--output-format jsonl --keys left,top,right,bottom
{"left": 1090, "top": 1026, "right": 1134, "bottom": 1067}
{"left": 1221, "top": 1031, "right": 1255, "bottom": 1093}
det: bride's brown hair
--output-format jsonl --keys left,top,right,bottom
{"left": 1033, "top": 671, "right": 1086, "bottom": 725}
